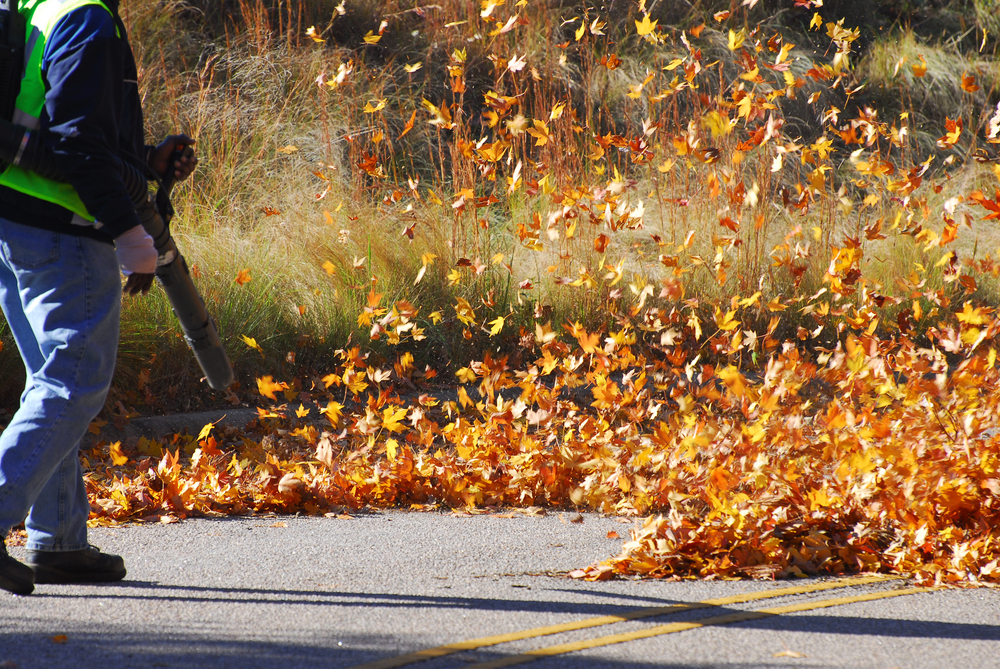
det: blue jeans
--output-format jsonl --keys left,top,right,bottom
{"left": 0, "top": 217, "right": 120, "bottom": 551}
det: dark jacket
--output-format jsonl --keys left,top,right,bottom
{"left": 0, "top": 0, "right": 144, "bottom": 243}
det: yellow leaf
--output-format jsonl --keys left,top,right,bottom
{"left": 363, "top": 30, "right": 382, "bottom": 44}
{"left": 404, "top": 62, "right": 423, "bottom": 73}
{"left": 454, "top": 297, "right": 477, "bottom": 325}
{"left": 319, "top": 401, "right": 344, "bottom": 426}
{"left": 295, "top": 404, "right": 310, "bottom": 419}
{"left": 306, "top": 26, "right": 325, "bottom": 43}
{"left": 108, "top": 441, "right": 129, "bottom": 466}
{"left": 386, "top": 438, "right": 398, "bottom": 463}
{"left": 197, "top": 422, "right": 215, "bottom": 441}
{"left": 235, "top": 269, "right": 251, "bottom": 286}
{"left": 456, "top": 367, "right": 477, "bottom": 383}
{"left": 488, "top": 316, "right": 505, "bottom": 336}
{"left": 714, "top": 306, "right": 740, "bottom": 331}
{"left": 322, "top": 261, "right": 336, "bottom": 275}
{"left": 363, "top": 99, "right": 387, "bottom": 114}
{"left": 635, "top": 14, "right": 657, "bottom": 36}
{"left": 382, "top": 407, "right": 408, "bottom": 433}
{"left": 257, "top": 375, "right": 288, "bottom": 401}
{"left": 240, "top": 335, "right": 263, "bottom": 355}
{"left": 776, "top": 42, "right": 795, "bottom": 64}
{"left": 575, "top": 19, "right": 586, "bottom": 41}
{"left": 728, "top": 28, "right": 746, "bottom": 51}
{"left": 809, "top": 12, "right": 822, "bottom": 30}
{"left": 525, "top": 119, "right": 550, "bottom": 146}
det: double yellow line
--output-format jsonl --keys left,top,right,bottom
{"left": 350, "top": 575, "right": 929, "bottom": 669}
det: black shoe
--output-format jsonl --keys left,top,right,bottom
{"left": 0, "top": 542, "right": 34, "bottom": 595}
{"left": 25, "top": 545, "right": 126, "bottom": 584}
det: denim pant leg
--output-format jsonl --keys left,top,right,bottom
{"left": 0, "top": 217, "right": 121, "bottom": 551}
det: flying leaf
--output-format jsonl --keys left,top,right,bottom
{"left": 257, "top": 376, "right": 288, "bottom": 401}
{"left": 398, "top": 110, "right": 417, "bottom": 140}
{"left": 728, "top": 28, "right": 747, "bottom": 51}
{"left": 108, "top": 442, "right": 129, "bottom": 466}
{"left": 240, "top": 335, "right": 264, "bottom": 356}
{"left": 961, "top": 72, "right": 979, "bottom": 92}
{"left": 363, "top": 99, "right": 387, "bottom": 114}
{"left": 635, "top": 15, "right": 657, "bottom": 36}
{"left": 306, "top": 26, "right": 325, "bottom": 43}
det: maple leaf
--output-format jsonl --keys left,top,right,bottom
{"left": 728, "top": 28, "right": 746, "bottom": 51}
{"left": 936, "top": 117, "right": 963, "bottom": 148}
{"left": 240, "top": 335, "right": 264, "bottom": 357}
{"left": 421, "top": 99, "right": 455, "bottom": 129}
{"left": 319, "top": 401, "right": 344, "bottom": 427}
{"left": 363, "top": 99, "right": 387, "bottom": 114}
{"left": 488, "top": 316, "right": 505, "bottom": 336}
{"left": 108, "top": 442, "right": 128, "bottom": 466}
{"left": 234, "top": 269, "right": 252, "bottom": 286}
{"left": 257, "top": 376, "right": 288, "bottom": 401}
{"left": 968, "top": 189, "right": 1000, "bottom": 220}
{"left": 525, "top": 119, "right": 550, "bottom": 146}
{"left": 381, "top": 407, "right": 408, "bottom": 433}
{"left": 635, "top": 15, "right": 657, "bottom": 36}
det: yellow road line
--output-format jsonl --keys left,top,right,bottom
{"left": 466, "top": 586, "right": 932, "bottom": 669}
{"left": 347, "top": 575, "right": 901, "bottom": 669}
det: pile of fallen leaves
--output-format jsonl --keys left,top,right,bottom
{"left": 78, "top": 316, "right": 1000, "bottom": 587}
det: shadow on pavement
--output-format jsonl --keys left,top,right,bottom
{"left": 29, "top": 581, "right": 1000, "bottom": 643}
{"left": 733, "top": 613, "right": 1000, "bottom": 640}
{"left": 34, "top": 579, "right": 695, "bottom": 617}
{"left": 0, "top": 627, "right": 842, "bottom": 669}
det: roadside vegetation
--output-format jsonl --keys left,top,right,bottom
{"left": 4, "top": 0, "right": 1000, "bottom": 584}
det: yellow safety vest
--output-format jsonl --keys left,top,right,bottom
{"left": 0, "top": 0, "right": 117, "bottom": 223}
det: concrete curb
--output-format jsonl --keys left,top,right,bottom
{"left": 82, "top": 408, "right": 260, "bottom": 447}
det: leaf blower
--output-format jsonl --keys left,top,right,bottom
{"left": 0, "top": 0, "right": 233, "bottom": 390}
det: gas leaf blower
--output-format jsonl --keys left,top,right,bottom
{"left": 0, "top": 0, "right": 233, "bottom": 390}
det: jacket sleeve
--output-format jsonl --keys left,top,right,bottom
{"left": 42, "top": 5, "right": 140, "bottom": 239}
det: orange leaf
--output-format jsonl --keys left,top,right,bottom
{"left": 256, "top": 375, "right": 288, "bottom": 401}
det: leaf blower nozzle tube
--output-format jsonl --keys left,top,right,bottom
{"left": 0, "top": 118, "right": 234, "bottom": 390}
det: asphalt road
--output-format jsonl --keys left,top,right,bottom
{"left": 1, "top": 512, "right": 999, "bottom": 669}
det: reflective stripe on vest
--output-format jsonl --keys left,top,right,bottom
{"left": 0, "top": 0, "right": 117, "bottom": 223}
